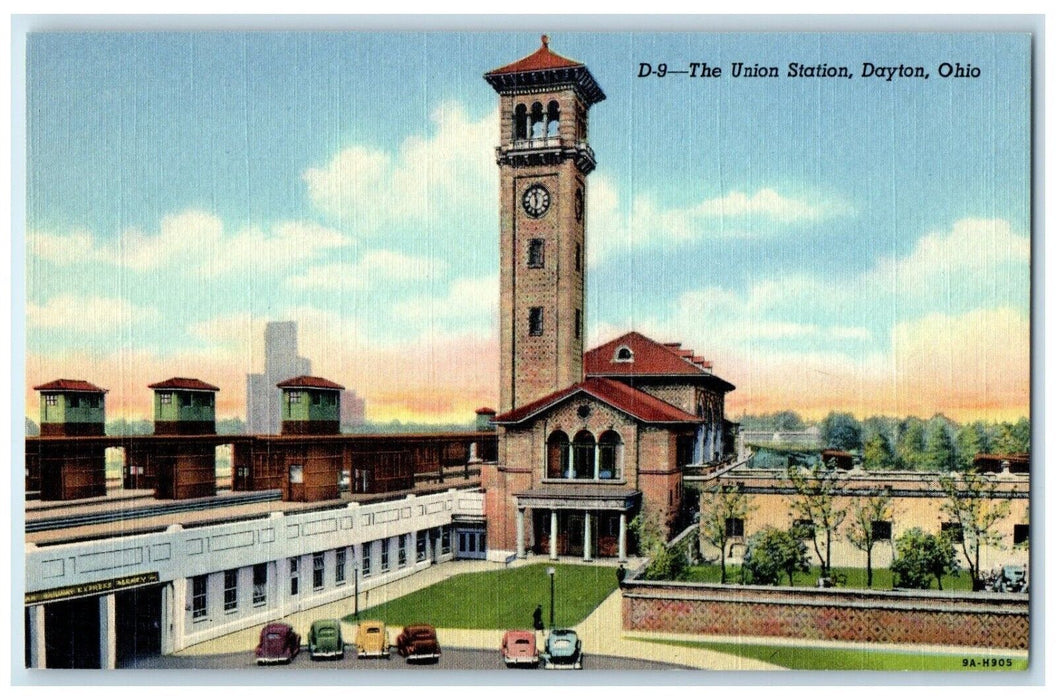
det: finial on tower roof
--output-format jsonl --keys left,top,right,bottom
{"left": 541, "top": 34, "right": 549, "bottom": 48}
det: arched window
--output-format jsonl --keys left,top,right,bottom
{"left": 546, "top": 100, "right": 560, "bottom": 137}
{"left": 513, "top": 104, "right": 527, "bottom": 141}
{"left": 547, "top": 431, "right": 570, "bottom": 479}
{"left": 530, "top": 102, "right": 545, "bottom": 138}
{"left": 598, "top": 431, "right": 622, "bottom": 480}
{"left": 572, "top": 430, "right": 596, "bottom": 480}
{"left": 614, "top": 345, "right": 634, "bottom": 363}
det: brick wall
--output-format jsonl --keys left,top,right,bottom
{"left": 622, "top": 580, "right": 1029, "bottom": 649}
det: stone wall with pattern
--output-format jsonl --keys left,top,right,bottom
{"left": 622, "top": 580, "right": 1029, "bottom": 649}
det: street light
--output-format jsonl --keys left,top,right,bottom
{"left": 353, "top": 565, "right": 360, "bottom": 620}
{"left": 547, "top": 566, "right": 555, "bottom": 629}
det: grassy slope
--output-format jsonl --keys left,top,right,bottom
{"left": 632, "top": 638, "right": 1029, "bottom": 672}
{"left": 344, "top": 563, "right": 618, "bottom": 629}
{"left": 680, "top": 564, "right": 974, "bottom": 591}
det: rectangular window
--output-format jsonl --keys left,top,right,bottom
{"left": 179, "top": 394, "right": 191, "bottom": 407}
{"left": 192, "top": 575, "right": 207, "bottom": 620}
{"left": 381, "top": 541, "right": 390, "bottom": 572}
{"left": 792, "top": 519, "right": 816, "bottom": 540}
{"left": 159, "top": 392, "right": 172, "bottom": 405}
{"left": 289, "top": 557, "right": 300, "bottom": 596}
{"left": 575, "top": 243, "right": 582, "bottom": 272}
{"left": 223, "top": 569, "right": 238, "bottom": 612}
{"left": 725, "top": 517, "right": 744, "bottom": 539}
{"left": 398, "top": 535, "right": 408, "bottom": 568}
{"left": 252, "top": 563, "right": 268, "bottom": 607}
{"left": 313, "top": 552, "right": 325, "bottom": 590}
{"left": 941, "top": 522, "right": 964, "bottom": 543}
{"left": 45, "top": 395, "right": 57, "bottom": 406}
{"left": 1013, "top": 524, "right": 1029, "bottom": 545}
{"left": 529, "top": 307, "right": 544, "bottom": 336}
{"left": 441, "top": 527, "right": 451, "bottom": 554}
{"left": 288, "top": 391, "right": 301, "bottom": 404}
{"left": 336, "top": 548, "right": 347, "bottom": 585}
{"left": 362, "top": 544, "right": 373, "bottom": 578}
{"left": 417, "top": 530, "right": 428, "bottom": 562}
{"left": 528, "top": 239, "right": 545, "bottom": 268}
{"left": 312, "top": 393, "right": 321, "bottom": 405}
{"left": 575, "top": 309, "right": 582, "bottom": 339}
{"left": 871, "top": 520, "right": 892, "bottom": 541}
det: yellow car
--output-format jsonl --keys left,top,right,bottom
{"left": 355, "top": 620, "right": 391, "bottom": 659}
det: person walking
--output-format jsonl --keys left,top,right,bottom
{"left": 532, "top": 603, "right": 544, "bottom": 632}
{"left": 616, "top": 564, "right": 626, "bottom": 584}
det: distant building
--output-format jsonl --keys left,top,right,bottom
{"left": 246, "top": 321, "right": 312, "bottom": 434}
{"left": 341, "top": 389, "right": 366, "bottom": 427}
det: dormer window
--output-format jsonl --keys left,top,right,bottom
{"left": 614, "top": 346, "right": 634, "bottom": 363}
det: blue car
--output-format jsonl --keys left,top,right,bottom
{"left": 541, "top": 629, "right": 583, "bottom": 669}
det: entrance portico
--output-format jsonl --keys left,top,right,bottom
{"left": 513, "top": 485, "right": 639, "bottom": 562}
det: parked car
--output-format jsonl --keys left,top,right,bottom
{"left": 500, "top": 630, "right": 539, "bottom": 668}
{"left": 355, "top": 620, "right": 391, "bottom": 659}
{"left": 541, "top": 629, "right": 582, "bottom": 669}
{"left": 255, "top": 622, "right": 300, "bottom": 665}
{"left": 995, "top": 565, "right": 1028, "bottom": 593}
{"left": 396, "top": 624, "right": 442, "bottom": 663}
{"left": 307, "top": 619, "right": 345, "bottom": 660}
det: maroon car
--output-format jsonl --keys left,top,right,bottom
{"left": 396, "top": 624, "right": 441, "bottom": 663}
{"left": 255, "top": 622, "right": 301, "bottom": 665}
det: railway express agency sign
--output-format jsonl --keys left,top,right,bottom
{"left": 25, "top": 572, "right": 160, "bottom": 605}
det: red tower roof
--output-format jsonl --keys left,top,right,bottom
{"left": 584, "top": 331, "right": 735, "bottom": 391}
{"left": 148, "top": 377, "right": 220, "bottom": 392}
{"left": 276, "top": 375, "right": 345, "bottom": 391}
{"left": 33, "top": 379, "right": 107, "bottom": 393}
{"left": 484, "top": 35, "right": 606, "bottom": 106}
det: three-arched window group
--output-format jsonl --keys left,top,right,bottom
{"left": 546, "top": 429, "right": 622, "bottom": 480}
{"left": 513, "top": 101, "right": 560, "bottom": 141}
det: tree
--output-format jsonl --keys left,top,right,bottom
{"left": 819, "top": 412, "right": 863, "bottom": 451}
{"left": 787, "top": 464, "right": 847, "bottom": 577}
{"left": 862, "top": 432, "right": 895, "bottom": 471}
{"left": 891, "top": 528, "right": 959, "bottom": 590}
{"left": 896, "top": 418, "right": 926, "bottom": 470}
{"left": 845, "top": 494, "right": 894, "bottom": 587}
{"left": 955, "top": 422, "right": 991, "bottom": 470}
{"left": 742, "top": 527, "right": 810, "bottom": 586}
{"left": 938, "top": 471, "right": 1013, "bottom": 586}
{"left": 993, "top": 418, "right": 1030, "bottom": 454}
{"left": 923, "top": 420, "right": 956, "bottom": 471}
{"left": 698, "top": 482, "right": 754, "bottom": 583}
{"left": 631, "top": 511, "right": 687, "bottom": 581}
{"left": 770, "top": 410, "right": 806, "bottom": 432}
{"left": 25, "top": 418, "right": 40, "bottom": 436}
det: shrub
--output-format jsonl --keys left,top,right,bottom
{"left": 742, "top": 527, "right": 810, "bottom": 586}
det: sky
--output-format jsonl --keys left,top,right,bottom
{"left": 24, "top": 31, "right": 1031, "bottom": 424}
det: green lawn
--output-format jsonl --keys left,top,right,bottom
{"left": 344, "top": 563, "right": 618, "bottom": 629}
{"left": 679, "top": 564, "right": 973, "bottom": 591}
{"left": 631, "top": 638, "right": 1029, "bottom": 671}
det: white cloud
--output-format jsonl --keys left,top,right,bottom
{"left": 27, "top": 294, "right": 158, "bottom": 333}
{"left": 391, "top": 274, "right": 498, "bottom": 328}
{"left": 587, "top": 181, "right": 852, "bottom": 263}
{"left": 28, "top": 211, "right": 351, "bottom": 276}
{"left": 285, "top": 250, "right": 449, "bottom": 291}
{"left": 303, "top": 102, "right": 498, "bottom": 232}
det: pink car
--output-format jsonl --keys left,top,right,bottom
{"left": 501, "top": 629, "right": 539, "bottom": 668}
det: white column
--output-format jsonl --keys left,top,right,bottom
{"left": 583, "top": 512, "right": 593, "bottom": 561}
{"left": 618, "top": 512, "right": 628, "bottom": 562}
{"left": 516, "top": 508, "right": 526, "bottom": 559}
{"left": 549, "top": 510, "right": 558, "bottom": 560}
{"left": 160, "top": 582, "right": 173, "bottom": 654}
{"left": 171, "top": 577, "right": 187, "bottom": 653}
{"left": 99, "top": 593, "right": 117, "bottom": 670}
{"left": 27, "top": 604, "right": 46, "bottom": 669}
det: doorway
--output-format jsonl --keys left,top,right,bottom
{"left": 115, "top": 584, "right": 163, "bottom": 667}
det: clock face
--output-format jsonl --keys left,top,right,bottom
{"left": 522, "top": 184, "right": 551, "bottom": 218}
{"left": 574, "top": 187, "right": 584, "bottom": 222}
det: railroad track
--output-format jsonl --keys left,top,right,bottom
{"left": 25, "top": 490, "right": 282, "bottom": 533}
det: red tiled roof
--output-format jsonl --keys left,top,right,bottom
{"left": 148, "top": 377, "right": 220, "bottom": 392}
{"left": 494, "top": 377, "right": 700, "bottom": 426}
{"left": 33, "top": 379, "right": 107, "bottom": 393}
{"left": 276, "top": 375, "right": 345, "bottom": 391}
{"left": 585, "top": 331, "right": 709, "bottom": 377}
{"left": 475, "top": 407, "right": 497, "bottom": 415}
{"left": 485, "top": 35, "right": 583, "bottom": 76}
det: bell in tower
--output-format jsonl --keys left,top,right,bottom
{"left": 484, "top": 36, "right": 606, "bottom": 413}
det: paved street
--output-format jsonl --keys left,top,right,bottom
{"left": 126, "top": 646, "right": 689, "bottom": 671}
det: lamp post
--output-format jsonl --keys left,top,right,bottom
{"left": 547, "top": 566, "right": 555, "bottom": 629}
{"left": 353, "top": 565, "right": 360, "bottom": 620}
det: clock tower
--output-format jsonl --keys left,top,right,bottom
{"left": 485, "top": 36, "right": 605, "bottom": 413}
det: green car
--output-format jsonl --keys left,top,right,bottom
{"left": 307, "top": 619, "right": 345, "bottom": 660}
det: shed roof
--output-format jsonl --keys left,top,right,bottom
{"left": 148, "top": 377, "right": 220, "bottom": 392}
{"left": 33, "top": 379, "right": 107, "bottom": 393}
{"left": 276, "top": 375, "right": 346, "bottom": 391}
